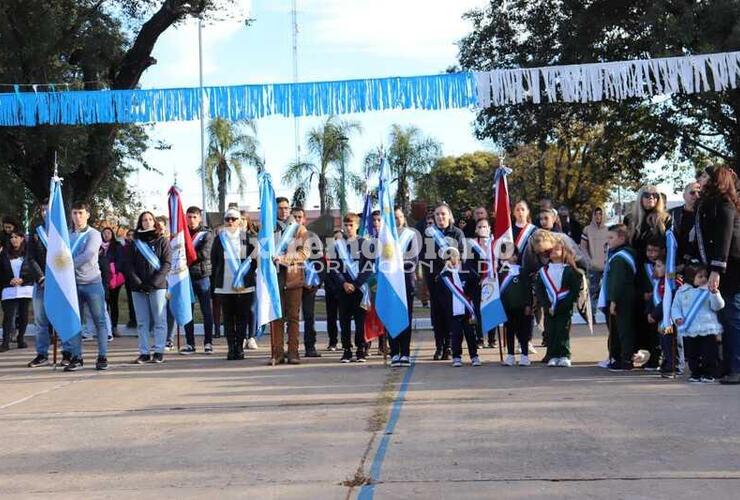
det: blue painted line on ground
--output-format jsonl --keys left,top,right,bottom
{"left": 357, "top": 346, "right": 420, "bottom": 500}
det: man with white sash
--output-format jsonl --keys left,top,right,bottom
{"left": 388, "top": 207, "right": 419, "bottom": 367}
{"left": 210, "top": 208, "right": 256, "bottom": 361}
{"left": 421, "top": 202, "right": 465, "bottom": 361}
{"left": 181, "top": 206, "right": 215, "bottom": 355}
{"left": 60, "top": 202, "right": 107, "bottom": 371}
{"left": 269, "top": 197, "right": 308, "bottom": 365}
{"left": 292, "top": 207, "right": 323, "bottom": 358}
{"left": 329, "top": 212, "right": 373, "bottom": 363}
{"left": 25, "top": 199, "right": 57, "bottom": 367}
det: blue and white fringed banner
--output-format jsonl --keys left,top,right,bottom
{"left": 2, "top": 51, "right": 739, "bottom": 126}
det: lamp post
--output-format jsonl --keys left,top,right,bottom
{"left": 339, "top": 134, "right": 348, "bottom": 217}
{"left": 198, "top": 17, "right": 208, "bottom": 220}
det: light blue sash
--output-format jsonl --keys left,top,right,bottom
{"left": 678, "top": 289, "right": 710, "bottom": 334}
{"left": 36, "top": 225, "right": 48, "bottom": 249}
{"left": 134, "top": 238, "right": 161, "bottom": 271}
{"left": 219, "top": 231, "right": 252, "bottom": 289}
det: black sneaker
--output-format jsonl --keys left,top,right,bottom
{"left": 28, "top": 355, "right": 49, "bottom": 368}
{"left": 165, "top": 340, "right": 174, "bottom": 351}
{"left": 441, "top": 349, "right": 451, "bottom": 361}
{"left": 433, "top": 349, "right": 442, "bottom": 361}
{"left": 327, "top": 343, "right": 338, "bottom": 352}
{"left": 204, "top": 343, "right": 213, "bottom": 354}
{"left": 61, "top": 351, "right": 72, "bottom": 367}
{"left": 96, "top": 356, "right": 109, "bottom": 371}
{"left": 64, "top": 357, "right": 84, "bottom": 372}
{"left": 607, "top": 361, "right": 624, "bottom": 372}
{"left": 400, "top": 356, "right": 411, "bottom": 367}
{"left": 126, "top": 320, "right": 137, "bottom": 329}
{"left": 152, "top": 352, "right": 165, "bottom": 363}
{"left": 356, "top": 350, "right": 367, "bottom": 363}
{"left": 688, "top": 375, "right": 702, "bottom": 383}
{"left": 305, "top": 349, "right": 322, "bottom": 358}
{"left": 340, "top": 349, "right": 353, "bottom": 363}
{"left": 180, "top": 345, "right": 196, "bottom": 355}
{"left": 133, "top": 354, "right": 150, "bottom": 364}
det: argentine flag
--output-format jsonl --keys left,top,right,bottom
{"left": 374, "top": 158, "right": 409, "bottom": 338}
{"left": 167, "top": 186, "right": 196, "bottom": 326}
{"left": 256, "top": 172, "right": 282, "bottom": 327}
{"left": 44, "top": 177, "right": 81, "bottom": 341}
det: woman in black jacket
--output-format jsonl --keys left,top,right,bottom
{"left": 696, "top": 165, "right": 740, "bottom": 384}
{"left": 0, "top": 230, "right": 35, "bottom": 351}
{"left": 124, "top": 212, "right": 172, "bottom": 364}
{"left": 101, "top": 227, "right": 125, "bottom": 337}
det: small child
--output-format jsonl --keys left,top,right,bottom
{"left": 644, "top": 258, "right": 679, "bottom": 377}
{"left": 500, "top": 249, "right": 532, "bottom": 366}
{"left": 535, "top": 235, "right": 582, "bottom": 367}
{"left": 439, "top": 247, "right": 481, "bottom": 367}
{"left": 600, "top": 224, "right": 638, "bottom": 371}
{"left": 636, "top": 239, "right": 665, "bottom": 370}
{"left": 671, "top": 264, "right": 725, "bottom": 383}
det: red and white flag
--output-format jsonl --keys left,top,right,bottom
{"left": 493, "top": 166, "right": 513, "bottom": 258}
{"left": 167, "top": 186, "right": 197, "bottom": 326}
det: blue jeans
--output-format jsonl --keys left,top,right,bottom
{"left": 721, "top": 292, "right": 740, "bottom": 374}
{"left": 185, "top": 277, "right": 214, "bottom": 346}
{"left": 132, "top": 289, "right": 168, "bottom": 355}
{"left": 69, "top": 282, "right": 108, "bottom": 358}
{"left": 33, "top": 285, "right": 50, "bottom": 356}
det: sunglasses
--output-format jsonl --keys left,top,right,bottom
{"left": 224, "top": 217, "right": 238, "bottom": 222}
{"left": 642, "top": 192, "right": 660, "bottom": 199}
{"left": 688, "top": 191, "right": 700, "bottom": 196}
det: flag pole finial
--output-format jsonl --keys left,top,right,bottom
{"left": 52, "top": 151, "right": 62, "bottom": 182}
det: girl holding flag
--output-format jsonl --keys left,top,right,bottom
{"left": 534, "top": 234, "right": 582, "bottom": 367}
{"left": 124, "top": 211, "right": 172, "bottom": 364}
{"left": 671, "top": 264, "right": 725, "bottom": 383}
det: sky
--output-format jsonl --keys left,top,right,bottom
{"left": 136, "top": 0, "right": 492, "bottom": 214}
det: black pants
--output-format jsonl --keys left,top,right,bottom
{"left": 608, "top": 300, "right": 635, "bottom": 365}
{"left": 325, "top": 289, "right": 340, "bottom": 346}
{"left": 429, "top": 279, "right": 451, "bottom": 351}
{"left": 302, "top": 287, "right": 317, "bottom": 350}
{"left": 635, "top": 301, "right": 660, "bottom": 367}
{"left": 660, "top": 332, "right": 678, "bottom": 372}
{"left": 184, "top": 277, "right": 214, "bottom": 347}
{"left": 389, "top": 291, "right": 414, "bottom": 357}
{"left": 449, "top": 313, "right": 477, "bottom": 359}
{"left": 339, "top": 289, "right": 365, "bottom": 353}
{"left": 125, "top": 281, "right": 137, "bottom": 324}
{"left": 684, "top": 335, "right": 719, "bottom": 378}
{"left": 107, "top": 286, "right": 121, "bottom": 328}
{"left": 506, "top": 309, "right": 531, "bottom": 356}
{"left": 219, "top": 293, "right": 253, "bottom": 344}
{"left": 2, "top": 298, "right": 29, "bottom": 343}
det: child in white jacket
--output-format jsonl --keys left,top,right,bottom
{"left": 671, "top": 265, "right": 725, "bottom": 383}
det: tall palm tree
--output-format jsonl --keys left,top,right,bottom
{"left": 364, "top": 124, "right": 441, "bottom": 212}
{"left": 202, "top": 118, "right": 263, "bottom": 214}
{"left": 282, "top": 115, "right": 362, "bottom": 215}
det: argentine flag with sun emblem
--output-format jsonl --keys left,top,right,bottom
{"left": 374, "top": 157, "right": 409, "bottom": 338}
{"left": 44, "top": 175, "right": 81, "bottom": 341}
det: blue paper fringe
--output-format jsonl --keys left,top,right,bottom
{"left": 0, "top": 73, "right": 477, "bottom": 126}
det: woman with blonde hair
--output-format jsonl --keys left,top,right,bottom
{"left": 627, "top": 185, "right": 672, "bottom": 257}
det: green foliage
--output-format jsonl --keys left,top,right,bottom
{"left": 202, "top": 118, "right": 262, "bottom": 214}
{"left": 419, "top": 152, "right": 498, "bottom": 214}
{"left": 282, "top": 116, "right": 362, "bottom": 215}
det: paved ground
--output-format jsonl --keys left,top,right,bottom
{"left": 1, "top": 326, "right": 739, "bottom": 499}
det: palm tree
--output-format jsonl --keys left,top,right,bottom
{"left": 202, "top": 118, "right": 263, "bottom": 214}
{"left": 282, "top": 116, "right": 362, "bottom": 215}
{"left": 364, "top": 124, "right": 441, "bottom": 213}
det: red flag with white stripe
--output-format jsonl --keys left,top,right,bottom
{"left": 493, "top": 166, "right": 513, "bottom": 258}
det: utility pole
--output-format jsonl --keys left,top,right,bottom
{"left": 291, "top": 0, "right": 300, "bottom": 163}
{"left": 198, "top": 17, "right": 208, "bottom": 220}
{"left": 339, "top": 135, "right": 348, "bottom": 216}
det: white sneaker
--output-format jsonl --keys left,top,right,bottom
{"left": 557, "top": 357, "right": 572, "bottom": 367}
{"left": 471, "top": 356, "right": 481, "bottom": 367}
{"left": 518, "top": 355, "right": 531, "bottom": 366}
{"left": 503, "top": 354, "right": 515, "bottom": 366}
{"left": 597, "top": 358, "right": 611, "bottom": 369}
{"left": 245, "top": 337, "right": 258, "bottom": 350}
{"left": 390, "top": 355, "right": 401, "bottom": 367}
{"left": 527, "top": 342, "right": 537, "bottom": 354}
{"left": 547, "top": 357, "right": 560, "bottom": 367}
{"left": 452, "top": 357, "right": 462, "bottom": 367}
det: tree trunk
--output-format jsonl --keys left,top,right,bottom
{"left": 217, "top": 163, "right": 227, "bottom": 214}
{"left": 318, "top": 173, "right": 327, "bottom": 215}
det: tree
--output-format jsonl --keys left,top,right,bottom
{"left": 202, "top": 118, "right": 262, "bottom": 214}
{"left": 282, "top": 116, "right": 361, "bottom": 215}
{"left": 363, "top": 124, "right": 441, "bottom": 212}
{"left": 0, "top": 0, "right": 240, "bottom": 214}
{"left": 457, "top": 0, "right": 740, "bottom": 182}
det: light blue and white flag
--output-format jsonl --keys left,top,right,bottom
{"left": 662, "top": 230, "right": 678, "bottom": 330}
{"left": 43, "top": 176, "right": 81, "bottom": 341}
{"left": 256, "top": 172, "right": 282, "bottom": 327}
{"left": 374, "top": 158, "right": 409, "bottom": 338}
{"left": 167, "top": 186, "right": 194, "bottom": 326}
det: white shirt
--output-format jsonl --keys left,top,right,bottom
{"left": 2, "top": 257, "right": 33, "bottom": 301}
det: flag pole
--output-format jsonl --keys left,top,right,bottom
{"left": 52, "top": 329, "right": 58, "bottom": 369}
{"left": 497, "top": 326, "right": 504, "bottom": 362}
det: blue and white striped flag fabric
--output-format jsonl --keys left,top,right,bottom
{"left": 256, "top": 172, "right": 282, "bottom": 327}
{"left": 167, "top": 186, "right": 194, "bottom": 326}
{"left": 662, "top": 230, "right": 678, "bottom": 330}
{"left": 374, "top": 158, "right": 409, "bottom": 338}
{"left": 43, "top": 177, "right": 81, "bottom": 341}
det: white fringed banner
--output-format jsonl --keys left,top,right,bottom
{"left": 0, "top": 51, "right": 738, "bottom": 126}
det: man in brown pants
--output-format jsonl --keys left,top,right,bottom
{"left": 270, "top": 197, "right": 308, "bottom": 365}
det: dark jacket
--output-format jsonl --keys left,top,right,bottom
{"left": 421, "top": 223, "right": 466, "bottom": 284}
{"left": 188, "top": 225, "right": 213, "bottom": 280}
{"left": 123, "top": 230, "right": 172, "bottom": 291}
{"left": 26, "top": 223, "right": 47, "bottom": 283}
{"left": 327, "top": 236, "right": 372, "bottom": 290}
{"left": 0, "top": 249, "right": 35, "bottom": 289}
{"left": 561, "top": 217, "right": 583, "bottom": 245}
{"left": 210, "top": 228, "right": 256, "bottom": 293}
{"left": 500, "top": 267, "right": 532, "bottom": 312}
{"left": 626, "top": 212, "right": 673, "bottom": 261}
{"left": 534, "top": 264, "right": 582, "bottom": 316}
{"left": 605, "top": 245, "right": 637, "bottom": 305}
{"left": 696, "top": 196, "right": 740, "bottom": 295}
{"left": 669, "top": 205, "right": 697, "bottom": 266}
{"left": 438, "top": 263, "right": 479, "bottom": 318}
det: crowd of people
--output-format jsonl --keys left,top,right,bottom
{"left": 0, "top": 165, "right": 738, "bottom": 385}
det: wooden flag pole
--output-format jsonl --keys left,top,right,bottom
{"left": 52, "top": 328, "right": 58, "bottom": 370}
{"left": 497, "top": 326, "right": 504, "bottom": 362}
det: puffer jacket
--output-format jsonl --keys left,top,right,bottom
{"left": 671, "top": 284, "right": 725, "bottom": 337}
{"left": 123, "top": 229, "right": 172, "bottom": 291}
{"left": 188, "top": 225, "right": 213, "bottom": 280}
